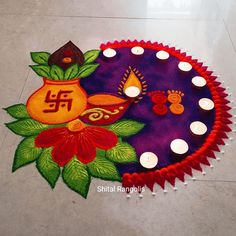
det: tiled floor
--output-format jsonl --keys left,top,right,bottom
{"left": 0, "top": 0, "right": 236, "bottom": 235}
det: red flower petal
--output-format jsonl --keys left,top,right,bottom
{"left": 35, "top": 127, "right": 69, "bottom": 148}
{"left": 85, "top": 127, "right": 118, "bottom": 150}
{"left": 76, "top": 132, "right": 96, "bottom": 164}
{"left": 51, "top": 135, "right": 77, "bottom": 167}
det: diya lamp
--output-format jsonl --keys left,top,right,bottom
{"left": 170, "top": 139, "right": 189, "bottom": 156}
{"left": 139, "top": 152, "right": 158, "bottom": 169}
{"left": 102, "top": 48, "right": 118, "bottom": 62}
{"left": 192, "top": 76, "right": 207, "bottom": 89}
{"left": 156, "top": 50, "right": 170, "bottom": 61}
{"left": 131, "top": 46, "right": 144, "bottom": 55}
{"left": 190, "top": 121, "right": 208, "bottom": 137}
{"left": 198, "top": 98, "right": 215, "bottom": 112}
{"left": 103, "top": 48, "right": 117, "bottom": 58}
{"left": 124, "top": 86, "right": 141, "bottom": 98}
{"left": 80, "top": 66, "right": 147, "bottom": 125}
{"left": 178, "top": 61, "right": 192, "bottom": 72}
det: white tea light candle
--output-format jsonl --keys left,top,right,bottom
{"left": 190, "top": 121, "right": 207, "bottom": 136}
{"left": 178, "top": 62, "right": 192, "bottom": 72}
{"left": 124, "top": 86, "right": 140, "bottom": 98}
{"left": 131, "top": 46, "right": 144, "bottom": 55}
{"left": 103, "top": 48, "right": 116, "bottom": 58}
{"left": 170, "top": 139, "right": 189, "bottom": 155}
{"left": 199, "top": 98, "right": 214, "bottom": 111}
{"left": 156, "top": 50, "right": 169, "bottom": 60}
{"left": 140, "top": 152, "right": 158, "bottom": 169}
{"left": 192, "top": 76, "right": 207, "bottom": 88}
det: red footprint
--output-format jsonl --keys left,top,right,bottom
{"left": 148, "top": 90, "right": 168, "bottom": 116}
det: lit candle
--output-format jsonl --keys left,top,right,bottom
{"left": 192, "top": 76, "right": 207, "bottom": 88}
{"left": 103, "top": 48, "right": 116, "bottom": 58}
{"left": 140, "top": 152, "right": 158, "bottom": 169}
{"left": 131, "top": 46, "right": 144, "bottom": 55}
{"left": 156, "top": 50, "right": 169, "bottom": 60}
{"left": 198, "top": 98, "right": 214, "bottom": 111}
{"left": 170, "top": 139, "right": 189, "bottom": 155}
{"left": 124, "top": 86, "right": 140, "bottom": 98}
{"left": 190, "top": 121, "right": 207, "bottom": 136}
{"left": 178, "top": 61, "right": 192, "bottom": 72}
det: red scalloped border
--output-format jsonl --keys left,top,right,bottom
{"left": 100, "top": 40, "right": 232, "bottom": 192}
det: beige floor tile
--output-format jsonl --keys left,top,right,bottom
{"left": 0, "top": 171, "right": 236, "bottom": 236}
{"left": 217, "top": 0, "right": 236, "bottom": 49}
{"left": 0, "top": 0, "right": 221, "bottom": 20}
{"left": 1, "top": 1, "right": 236, "bottom": 235}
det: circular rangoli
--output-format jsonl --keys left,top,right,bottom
{"left": 4, "top": 40, "right": 232, "bottom": 198}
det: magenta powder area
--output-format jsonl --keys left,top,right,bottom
{"left": 81, "top": 48, "right": 215, "bottom": 174}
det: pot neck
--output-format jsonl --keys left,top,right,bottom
{"left": 43, "top": 78, "right": 80, "bottom": 85}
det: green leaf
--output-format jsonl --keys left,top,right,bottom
{"left": 84, "top": 50, "right": 100, "bottom": 64}
{"left": 30, "top": 52, "right": 50, "bottom": 65}
{"left": 36, "top": 148, "right": 60, "bottom": 188}
{"left": 77, "top": 64, "right": 99, "bottom": 78}
{"left": 87, "top": 150, "right": 121, "bottom": 181}
{"left": 3, "top": 104, "right": 30, "bottom": 119}
{"left": 107, "top": 119, "right": 145, "bottom": 137}
{"left": 50, "top": 65, "right": 64, "bottom": 80}
{"left": 106, "top": 140, "right": 137, "bottom": 163}
{"left": 13, "top": 136, "right": 42, "bottom": 171}
{"left": 5, "top": 119, "right": 51, "bottom": 137}
{"left": 64, "top": 64, "right": 79, "bottom": 80}
{"left": 30, "top": 65, "right": 50, "bottom": 78}
{"left": 62, "top": 158, "right": 90, "bottom": 198}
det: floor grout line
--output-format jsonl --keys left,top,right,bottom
{"left": 216, "top": 0, "right": 236, "bottom": 54}
{"left": 0, "top": 13, "right": 223, "bottom": 22}
{"left": 195, "top": 179, "right": 236, "bottom": 183}
{"left": 222, "top": 19, "right": 236, "bottom": 53}
{"left": 17, "top": 68, "right": 31, "bottom": 101}
{"left": 0, "top": 68, "right": 31, "bottom": 152}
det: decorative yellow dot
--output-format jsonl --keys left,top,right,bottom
{"left": 104, "top": 115, "right": 110, "bottom": 119}
{"left": 119, "top": 106, "right": 124, "bottom": 110}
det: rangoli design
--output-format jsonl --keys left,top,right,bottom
{"left": 4, "top": 40, "right": 232, "bottom": 198}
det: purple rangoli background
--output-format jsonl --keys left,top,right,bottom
{"left": 81, "top": 47, "right": 215, "bottom": 174}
